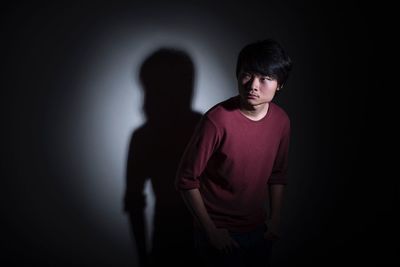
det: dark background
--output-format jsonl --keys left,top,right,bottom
{"left": 2, "top": 1, "right": 397, "bottom": 266}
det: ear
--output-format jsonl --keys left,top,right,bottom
{"left": 279, "top": 82, "right": 286, "bottom": 91}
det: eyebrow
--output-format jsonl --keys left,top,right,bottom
{"left": 241, "top": 71, "right": 273, "bottom": 78}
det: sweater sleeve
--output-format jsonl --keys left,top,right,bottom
{"left": 175, "top": 116, "right": 221, "bottom": 190}
{"left": 268, "top": 119, "right": 291, "bottom": 185}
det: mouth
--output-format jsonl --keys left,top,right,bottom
{"left": 246, "top": 93, "right": 258, "bottom": 99}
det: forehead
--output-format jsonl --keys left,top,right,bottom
{"left": 239, "top": 70, "right": 271, "bottom": 77}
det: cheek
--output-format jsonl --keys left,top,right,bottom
{"left": 262, "top": 88, "right": 277, "bottom": 99}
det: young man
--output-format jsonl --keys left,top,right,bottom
{"left": 175, "top": 39, "right": 292, "bottom": 267}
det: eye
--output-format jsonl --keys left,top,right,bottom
{"left": 242, "top": 72, "right": 251, "bottom": 78}
{"left": 260, "top": 76, "right": 273, "bottom": 82}
{"left": 240, "top": 72, "right": 252, "bottom": 82}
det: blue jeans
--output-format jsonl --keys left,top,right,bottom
{"left": 194, "top": 224, "right": 275, "bottom": 267}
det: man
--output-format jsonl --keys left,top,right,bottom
{"left": 175, "top": 39, "right": 292, "bottom": 267}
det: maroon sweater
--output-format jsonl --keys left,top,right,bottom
{"left": 175, "top": 96, "right": 290, "bottom": 232}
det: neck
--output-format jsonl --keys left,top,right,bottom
{"left": 239, "top": 101, "right": 269, "bottom": 121}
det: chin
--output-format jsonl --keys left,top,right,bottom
{"left": 247, "top": 98, "right": 262, "bottom": 104}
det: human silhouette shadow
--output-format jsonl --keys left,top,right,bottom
{"left": 124, "top": 48, "right": 202, "bottom": 267}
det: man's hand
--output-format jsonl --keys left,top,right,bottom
{"left": 264, "top": 218, "right": 280, "bottom": 241}
{"left": 207, "top": 228, "right": 239, "bottom": 253}
{"left": 264, "top": 228, "right": 280, "bottom": 241}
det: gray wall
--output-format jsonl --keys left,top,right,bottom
{"left": 2, "top": 1, "right": 394, "bottom": 266}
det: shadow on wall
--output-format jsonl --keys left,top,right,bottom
{"left": 124, "top": 48, "right": 203, "bottom": 267}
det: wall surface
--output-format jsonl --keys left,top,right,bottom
{"left": 2, "top": 1, "right": 395, "bottom": 266}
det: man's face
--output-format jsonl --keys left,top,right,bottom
{"left": 237, "top": 70, "right": 279, "bottom": 108}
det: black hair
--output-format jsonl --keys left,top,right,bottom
{"left": 236, "top": 39, "right": 292, "bottom": 88}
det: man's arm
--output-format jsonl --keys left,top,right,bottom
{"left": 180, "top": 188, "right": 239, "bottom": 252}
{"left": 265, "top": 118, "right": 290, "bottom": 239}
{"left": 265, "top": 184, "right": 285, "bottom": 240}
{"left": 176, "top": 117, "right": 238, "bottom": 251}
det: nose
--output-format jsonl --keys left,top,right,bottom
{"left": 250, "top": 77, "right": 260, "bottom": 91}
